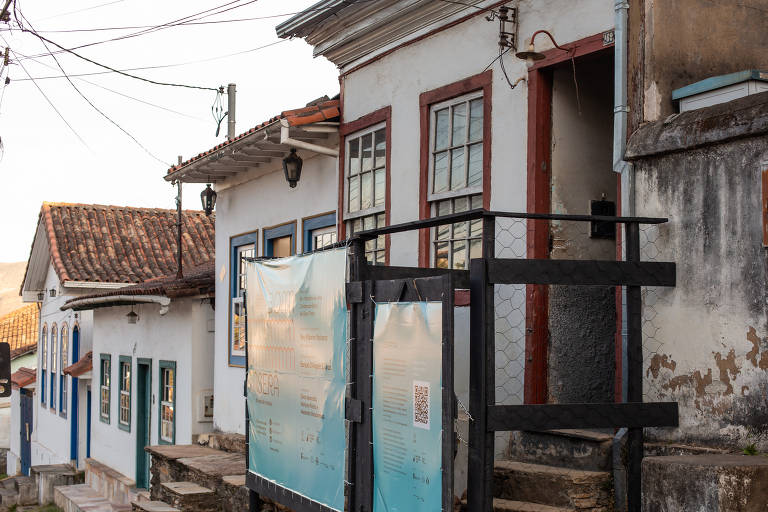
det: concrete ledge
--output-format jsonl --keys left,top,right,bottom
{"left": 625, "top": 90, "right": 768, "bottom": 160}
{"left": 643, "top": 455, "right": 768, "bottom": 511}
{"left": 85, "top": 458, "right": 136, "bottom": 506}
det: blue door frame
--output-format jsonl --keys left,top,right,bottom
{"left": 20, "top": 389, "right": 32, "bottom": 476}
{"left": 70, "top": 327, "right": 79, "bottom": 463}
{"left": 86, "top": 385, "right": 91, "bottom": 458}
{"left": 136, "top": 359, "right": 152, "bottom": 488}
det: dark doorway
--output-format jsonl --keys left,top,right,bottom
{"left": 136, "top": 359, "right": 152, "bottom": 488}
{"left": 70, "top": 326, "right": 80, "bottom": 464}
{"left": 20, "top": 389, "right": 33, "bottom": 476}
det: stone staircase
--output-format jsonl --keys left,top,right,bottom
{"left": 464, "top": 430, "right": 614, "bottom": 512}
{"left": 53, "top": 458, "right": 139, "bottom": 512}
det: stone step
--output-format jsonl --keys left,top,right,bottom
{"left": 135, "top": 490, "right": 151, "bottom": 503}
{"left": 54, "top": 483, "right": 133, "bottom": 512}
{"left": 13, "top": 475, "right": 38, "bottom": 505}
{"left": 131, "top": 500, "right": 180, "bottom": 512}
{"left": 507, "top": 430, "right": 613, "bottom": 472}
{"left": 158, "top": 481, "right": 217, "bottom": 511}
{"left": 0, "top": 487, "right": 18, "bottom": 508}
{"left": 493, "top": 460, "right": 612, "bottom": 509}
{"left": 461, "top": 498, "right": 576, "bottom": 512}
{"left": 32, "top": 464, "right": 83, "bottom": 505}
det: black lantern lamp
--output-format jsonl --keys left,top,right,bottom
{"left": 283, "top": 148, "right": 303, "bottom": 188}
{"left": 201, "top": 183, "right": 217, "bottom": 216}
{"left": 126, "top": 306, "right": 139, "bottom": 324}
{"left": 37, "top": 291, "right": 45, "bottom": 302}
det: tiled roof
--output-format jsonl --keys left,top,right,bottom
{"left": 166, "top": 99, "right": 340, "bottom": 175}
{"left": 11, "top": 367, "right": 36, "bottom": 388}
{"left": 34, "top": 203, "right": 215, "bottom": 285}
{"left": 63, "top": 351, "right": 92, "bottom": 377}
{"left": 63, "top": 261, "right": 215, "bottom": 311}
{"left": 0, "top": 304, "right": 39, "bottom": 359}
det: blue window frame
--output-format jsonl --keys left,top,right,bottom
{"left": 229, "top": 231, "right": 258, "bottom": 368}
{"left": 60, "top": 323, "right": 69, "bottom": 417}
{"left": 302, "top": 212, "right": 337, "bottom": 253}
{"left": 40, "top": 325, "right": 47, "bottom": 405}
{"left": 50, "top": 324, "right": 57, "bottom": 411}
{"left": 263, "top": 221, "right": 296, "bottom": 257}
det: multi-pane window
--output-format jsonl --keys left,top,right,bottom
{"left": 434, "top": 195, "right": 483, "bottom": 270}
{"left": 50, "top": 324, "right": 57, "bottom": 411}
{"left": 230, "top": 235, "right": 257, "bottom": 365}
{"left": 100, "top": 355, "right": 111, "bottom": 423}
{"left": 159, "top": 362, "right": 176, "bottom": 444}
{"left": 312, "top": 226, "right": 337, "bottom": 251}
{"left": 119, "top": 357, "right": 131, "bottom": 430}
{"left": 346, "top": 123, "right": 387, "bottom": 265}
{"left": 40, "top": 325, "right": 47, "bottom": 405}
{"left": 60, "top": 324, "right": 68, "bottom": 416}
{"left": 429, "top": 92, "right": 484, "bottom": 268}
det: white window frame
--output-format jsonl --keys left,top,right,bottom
{"left": 344, "top": 121, "right": 387, "bottom": 222}
{"left": 119, "top": 360, "right": 131, "bottom": 427}
{"left": 311, "top": 225, "right": 338, "bottom": 251}
{"left": 427, "top": 91, "right": 484, "bottom": 203}
{"left": 160, "top": 366, "right": 175, "bottom": 443}
{"left": 230, "top": 242, "right": 254, "bottom": 359}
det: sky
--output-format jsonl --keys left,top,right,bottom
{"left": 0, "top": 0, "right": 339, "bottom": 262}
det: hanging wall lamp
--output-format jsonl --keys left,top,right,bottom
{"left": 126, "top": 305, "right": 139, "bottom": 324}
{"left": 515, "top": 30, "right": 568, "bottom": 67}
{"left": 283, "top": 148, "right": 303, "bottom": 188}
{"left": 201, "top": 183, "right": 217, "bottom": 216}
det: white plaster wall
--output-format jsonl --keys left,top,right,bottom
{"left": 340, "top": 0, "right": 613, "bottom": 266}
{"left": 213, "top": 154, "right": 338, "bottom": 434}
{"left": 90, "top": 299, "right": 214, "bottom": 480}
{"left": 31, "top": 264, "right": 94, "bottom": 468}
{"left": 7, "top": 389, "right": 20, "bottom": 475}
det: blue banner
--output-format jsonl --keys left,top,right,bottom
{"left": 245, "top": 248, "right": 347, "bottom": 511}
{"left": 372, "top": 302, "right": 443, "bottom": 512}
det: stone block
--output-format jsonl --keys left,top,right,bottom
{"left": 31, "top": 464, "right": 80, "bottom": 505}
{"left": 132, "top": 500, "right": 180, "bottom": 511}
{"left": 14, "top": 476, "right": 37, "bottom": 505}
{"left": 508, "top": 430, "right": 613, "bottom": 472}
{"left": 642, "top": 455, "right": 768, "bottom": 511}
{"left": 158, "top": 481, "right": 217, "bottom": 511}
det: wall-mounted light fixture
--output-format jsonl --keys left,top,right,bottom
{"left": 49, "top": 288, "right": 57, "bottom": 298}
{"left": 200, "top": 183, "right": 217, "bottom": 216}
{"left": 126, "top": 306, "right": 139, "bottom": 324}
{"left": 516, "top": 29, "right": 568, "bottom": 67}
{"left": 37, "top": 291, "right": 45, "bottom": 302}
{"left": 283, "top": 148, "right": 303, "bottom": 188}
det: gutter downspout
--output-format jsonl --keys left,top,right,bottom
{"left": 63, "top": 295, "right": 171, "bottom": 315}
{"left": 280, "top": 119, "right": 339, "bottom": 157}
{"left": 613, "top": 1, "right": 632, "bottom": 511}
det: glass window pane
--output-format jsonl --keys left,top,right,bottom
{"left": 468, "top": 143, "right": 483, "bottom": 188}
{"left": 374, "top": 129, "right": 386, "bottom": 168}
{"left": 348, "top": 138, "right": 360, "bottom": 175}
{"left": 433, "top": 151, "right": 449, "bottom": 194}
{"left": 365, "top": 239, "right": 375, "bottom": 253}
{"left": 376, "top": 251, "right": 385, "bottom": 265}
{"left": 374, "top": 168, "right": 385, "bottom": 206}
{"left": 470, "top": 218, "right": 483, "bottom": 237}
{"left": 453, "top": 220, "right": 468, "bottom": 240}
{"left": 352, "top": 218, "right": 362, "bottom": 233}
{"left": 469, "top": 98, "right": 483, "bottom": 142}
{"left": 452, "top": 103, "right": 467, "bottom": 146}
{"left": 470, "top": 239, "right": 482, "bottom": 260}
{"left": 434, "top": 109, "right": 449, "bottom": 150}
{"left": 348, "top": 175, "right": 360, "bottom": 212}
{"left": 454, "top": 196, "right": 469, "bottom": 213}
{"left": 361, "top": 172, "right": 372, "bottom": 210}
{"left": 361, "top": 133, "right": 373, "bottom": 172}
{"left": 376, "top": 214, "right": 386, "bottom": 228}
{"left": 450, "top": 147, "right": 465, "bottom": 190}
{"left": 363, "top": 215, "right": 374, "bottom": 231}
{"left": 471, "top": 195, "right": 483, "bottom": 210}
{"left": 452, "top": 240, "right": 467, "bottom": 270}
{"left": 436, "top": 222, "right": 450, "bottom": 241}
{"left": 437, "top": 199, "right": 452, "bottom": 217}
{"left": 435, "top": 242, "right": 449, "bottom": 269}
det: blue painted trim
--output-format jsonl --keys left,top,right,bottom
{"left": 86, "top": 387, "right": 91, "bottom": 458}
{"left": 672, "top": 70, "right": 767, "bottom": 100}
{"left": 264, "top": 223, "right": 296, "bottom": 256}
{"left": 71, "top": 327, "right": 79, "bottom": 462}
{"left": 302, "top": 213, "right": 336, "bottom": 253}
{"left": 230, "top": 231, "right": 259, "bottom": 368}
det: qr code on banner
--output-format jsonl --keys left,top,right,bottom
{"left": 413, "top": 381, "right": 430, "bottom": 430}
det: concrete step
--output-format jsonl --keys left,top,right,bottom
{"left": 493, "top": 460, "right": 612, "bottom": 509}
{"left": 13, "top": 475, "right": 38, "bottom": 505}
{"left": 507, "top": 430, "right": 613, "bottom": 472}
{"left": 86, "top": 458, "right": 136, "bottom": 506}
{"left": 31, "top": 464, "right": 82, "bottom": 505}
{"left": 134, "top": 490, "right": 151, "bottom": 503}
{"left": 54, "top": 483, "right": 133, "bottom": 512}
{"left": 131, "top": 500, "right": 180, "bottom": 512}
{"left": 157, "top": 481, "right": 217, "bottom": 511}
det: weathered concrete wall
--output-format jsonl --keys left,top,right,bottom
{"left": 628, "top": 0, "right": 768, "bottom": 132}
{"left": 626, "top": 92, "right": 768, "bottom": 450}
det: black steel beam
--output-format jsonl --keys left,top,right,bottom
{"left": 246, "top": 472, "right": 337, "bottom": 512}
{"left": 486, "top": 259, "right": 676, "bottom": 287}
{"left": 365, "top": 265, "right": 470, "bottom": 288}
{"left": 486, "top": 402, "right": 679, "bottom": 431}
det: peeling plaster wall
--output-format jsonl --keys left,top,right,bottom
{"left": 627, "top": 96, "right": 768, "bottom": 449}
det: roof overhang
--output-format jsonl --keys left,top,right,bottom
{"left": 166, "top": 121, "right": 339, "bottom": 185}
{"left": 276, "top": 0, "right": 492, "bottom": 69}
{"left": 64, "top": 294, "right": 171, "bottom": 315}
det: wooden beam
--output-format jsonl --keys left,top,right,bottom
{"left": 486, "top": 259, "right": 676, "bottom": 287}
{"left": 486, "top": 402, "right": 679, "bottom": 431}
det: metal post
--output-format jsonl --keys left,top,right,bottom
{"left": 625, "top": 222, "right": 643, "bottom": 511}
{"left": 227, "top": 83, "right": 237, "bottom": 141}
{"left": 467, "top": 215, "right": 495, "bottom": 512}
{"left": 175, "top": 180, "right": 183, "bottom": 279}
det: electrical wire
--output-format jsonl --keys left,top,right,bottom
{"left": 437, "top": 0, "right": 499, "bottom": 16}
{"left": 0, "top": 37, "right": 88, "bottom": 147}
{"left": 21, "top": 13, "right": 169, "bottom": 165}
{"left": 13, "top": 39, "right": 288, "bottom": 81}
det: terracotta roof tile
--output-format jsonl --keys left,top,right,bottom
{"left": 63, "top": 351, "right": 92, "bottom": 377}
{"left": 167, "top": 98, "right": 339, "bottom": 175}
{"left": 11, "top": 367, "right": 36, "bottom": 388}
{"left": 35, "top": 203, "right": 215, "bottom": 285}
{"left": 0, "top": 304, "right": 39, "bottom": 359}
